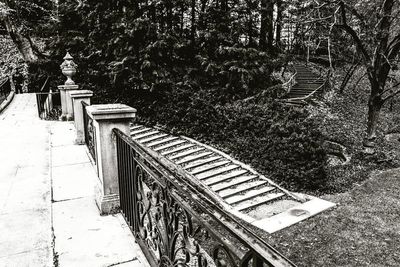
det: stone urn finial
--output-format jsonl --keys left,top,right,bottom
{"left": 60, "top": 52, "right": 77, "bottom": 85}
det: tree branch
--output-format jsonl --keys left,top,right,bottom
{"left": 335, "top": 1, "right": 371, "bottom": 64}
{"left": 383, "top": 86, "right": 400, "bottom": 102}
{"left": 335, "top": 24, "right": 371, "bottom": 63}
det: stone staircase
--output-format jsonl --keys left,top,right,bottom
{"left": 285, "top": 63, "right": 326, "bottom": 106}
{"left": 130, "top": 124, "right": 335, "bottom": 233}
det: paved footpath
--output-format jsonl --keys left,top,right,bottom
{"left": 0, "top": 94, "right": 149, "bottom": 267}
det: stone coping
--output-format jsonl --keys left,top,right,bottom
{"left": 58, "top": 84, "right": 79, "bottom": 90}
{"left": 0, "top": 90, "right": 15, "bottom": 114}
{"left": 69, "top": 90, "right": 93, "bottom": 98}
{"left": 86, "top": 104, "right": 136, "bottom": 120}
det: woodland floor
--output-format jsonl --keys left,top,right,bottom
{"left": 307, "top": 66, "right": 400, "bottom": 194}
{"left": 265, "top": 168, "right": 400, "bottom": 267}
{"left": 260, "top": 66, "right": 400, "bottom": 266}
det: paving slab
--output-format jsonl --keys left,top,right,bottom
{"left": 0, "top": 209, "right": 52, "bottom": 257}
{"left": 50, "top": 121, "right": 77, "bottom": 147}
{"left": 52, "top": 197, "right": 148, "bottom": 267}
{"left": 52, "top": 162, "right": 97, "bottom": 202}
{"left": 0, "top": 247, "right": 52, "bottom": 267}
{"left": 253, "top": 198, "right": 337, "bottom": 233}
{"left": 51, "top": 144, "right": 90, "bottom": 167}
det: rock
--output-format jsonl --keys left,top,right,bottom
{"left": 363, "top": 139, "right": 375, "bottom": 148}
{"left": 364, "top": 147, "right": 375, "bottom": 155}
{"left": 327, "top": 154, "right": 345, "bottom": 166}
{"left": 384, "top": 133, "right": 400, "bottom": 142}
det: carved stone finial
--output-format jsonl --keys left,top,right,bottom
{"left": 60, "top": 52, "right": 77, "bottom": 85}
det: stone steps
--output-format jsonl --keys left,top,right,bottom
{"left": 129, "top": 124, "right": 335, "bottom": 233}
{"left": 284, "top": 62, "right": 326, "bottom": 104}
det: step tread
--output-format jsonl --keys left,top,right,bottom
{"left": 219, "top": 180, "right": 270, "bottom": 198}
{"left": 234, "top": 192, "right": 285, "bottom": 211}
{"left": 153, "top": 140, "right": 187, "bottom": 151}
{"left": 183, "top": 156, "right": 223, "bottom": 170}
{"left": 147, "top": 136, "right": 180, "bottom": 148}
{"left": 130, "top": 125, "right": 143, "bottom": 131}
{"left": 212, "top": 175, "right": 257, "bottom": 192}
{"left": 140, "top": 133, "right": 169, "bottom": 143}
{"left": 131, "top": 127, "right": 152, "bottom": 135}
{"left": 204, "top": 169, "right": 248, "bottom": 186}
{"left": 197, "top": 165, "right": 239, "bottom": 180}
{"left": 190, "top": 160, "right": 231, "bottom": 175}
{"left": 161, "top": 143, "right": 196, "bottom": 156}
{"left": 225, "top": 186, "right": 276, "bottom": 205}
{"left": 175, "top": 152, "right": 214, "bottom": 165}
{"left": 252, "top": 198, "right": 336, "bottom": 233}
{"left": 169, "top": 147, "right": 205, "bottom": 160}
{"left": 132, "top": 130, "right": 159, "bottom": 140}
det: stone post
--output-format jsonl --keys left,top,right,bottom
{"left": 58, "top": 84, "right": 79, "bottom": 120}
{"left": 86, "top": 104, "right": 136, "bottom": 214}
{"left": 70, "top": 90, "right": 93, "bottom": 144}
{"left": 58, "top": 52, "right": 79, "bottom": 120}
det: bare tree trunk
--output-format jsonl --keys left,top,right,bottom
{"left": 190, "top": 0, "right": 196, "bottom": 42}
{"left": 275, "top": 0, "right": 282, "bottom": 48}
{"left": 259, "top": 0, "right": 273, "bottom": 51}
{"left": 339, "top": 63, "right": 360, "bottom": 93}
{"left": 366, "top": 81, "right": 384, "bottom": 140}
{"left": 3, "top": 16, "right": 38, "bottom": 63}
{"left": 259, "top": 0, "right": 267, "bottom": 50}
{"left": 199, "top": 0, "right": 207, "bottom": 30}
{"left": 266, "top": 0, "right": 274, "bottom": 51}
{"left": 366, "top": 101, "right": 382, "bottom": 140}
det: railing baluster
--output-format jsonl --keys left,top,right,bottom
{"left": 116, "top": 136, "right": 125, "bottom": 217}
{"left": 124, "top": 140, "right": 131, "bottom": 225}
{"left": 128, "top": 146, "right": 135, "bottom": 229}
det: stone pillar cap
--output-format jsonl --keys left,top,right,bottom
{"left": 86, "top": 104, "right": 136, "bottom": 120}
{"left": 58, "top": 84, "right": 79, "bottom": 90}
{"left": 69, "top": 90, "right": 93, "bottom": 98}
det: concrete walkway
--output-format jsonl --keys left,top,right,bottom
{"left": 0, "top": 94, "right": 149, "bottom": 266}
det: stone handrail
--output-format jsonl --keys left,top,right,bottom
{"left": 0, "top": 78, "right": 15, "bottom": 114}
{"left": 282, "top": 69, "right": 297, "bottom": 93}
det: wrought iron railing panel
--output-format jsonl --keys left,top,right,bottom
{"left": 82, "top": 101, "right": 96, "bottom": 162}
{"left": 35, "top": 92, "right": 61, "bottom": 120}
{"left": 114, "top": 129, "right": 296, "bottom": 267}
{"left": 0, "top": 78, "right": 11, "bottom": 103}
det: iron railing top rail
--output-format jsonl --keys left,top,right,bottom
{"left": 35, "top": 92, "right": 59, "bottom": 95}
{"left": 0, "top": 77, "right": 8, "bottom": 87}
{"left": 39, "top": 76, "right": 50, "bottom": 92}
{"left": 0, "top": 78, "right": 11, "bottom": 98}
{"left": 113, "top": 128, "right": 297, "bottom": 267}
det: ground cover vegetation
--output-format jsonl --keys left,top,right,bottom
{"left": 1, "top": 0, "right": 400, "bottom": 196}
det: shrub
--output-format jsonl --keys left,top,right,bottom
{"left": 129, "top": 87, "right": 327, "bottom": 193}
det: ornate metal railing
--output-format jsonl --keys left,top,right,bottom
{"left": 0, "top": 77, "right": 11, "bottom": 103}
{"left": 82, "top": 101, "right": 96, "bottom": 161}
{"left": 114, "top": 128, "right": 296, "bottom": 267}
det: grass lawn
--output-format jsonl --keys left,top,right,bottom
{"left": 264, "top": 168, "right": 400, "bottom": 266}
